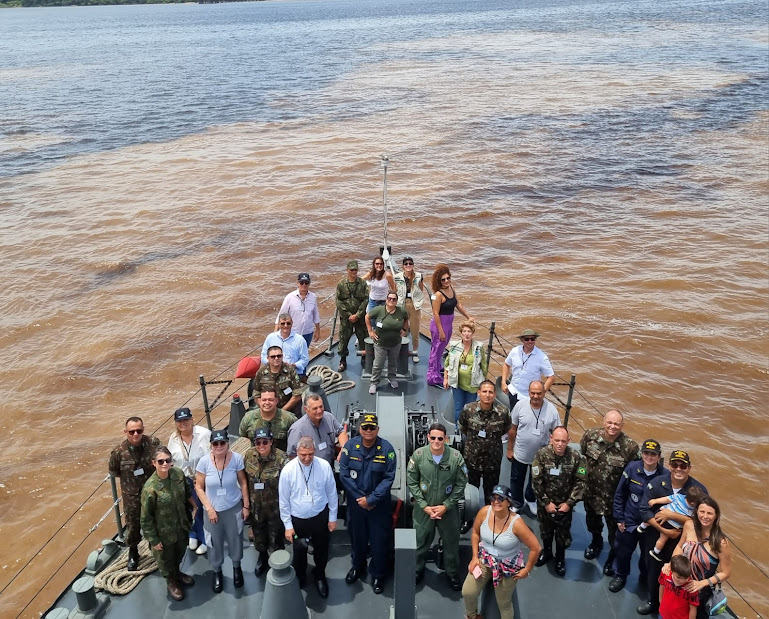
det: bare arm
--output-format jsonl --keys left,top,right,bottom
{"left": 542, "top": 374, "right": 555, "bottom": 392}
{"left": 512, "top": 517, "right": 541, "bottom": 579}
{"left": 506, "top": 425, "right": 518, "bottom": 461}
{"left": 196, "top": 471, "right": 218, "bottom": 524}
{"left": 237, "top": 469, "right": 249, "bottom": 520}
{"left": 501, "top": 361, "right": 512, "bottom": 393}
{"left": 467, "top": 506, "right": 487, "bottom": 573}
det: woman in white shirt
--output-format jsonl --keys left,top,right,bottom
{"left": 365, "top": 256, "right": 395, "bottom": 314}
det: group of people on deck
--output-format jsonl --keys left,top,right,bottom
{"left": 107, "top": 256, "right": 732, "bottom": 619}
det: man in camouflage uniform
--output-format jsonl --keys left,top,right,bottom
{"left": 334, "top": 259, "right": 369, "bottom": 372}
{"left": 580, "top": 409, "right": 640, "bottom": 576}
{"left": 244, "top": 427, "right": 289, "bottom": 576}
{"left": 406, "top": 422, "right": 467, "bottom": 591}
{"left": 239, "top": 388, "right": 297, "bottom": 452}
{"left": 531, "top": 426, "right": 587, "bottom": 577}
{"left": 108, "top": 416, "right": 160, "bottom": 570}
{"left": 251, "top": 346, "right": 305, "bottom": 413}
{"left": 140, "top": 446, "right": 196, "bottom": 600}
{"left": 457, "top": 379, "right": 513, "bottom": 531}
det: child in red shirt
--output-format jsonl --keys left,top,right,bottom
{"left": 659, "top": 555, "right": 700, "bottom": 619}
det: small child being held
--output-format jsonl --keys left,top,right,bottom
{"left": 659, "top": 555, "right": 699, "bottom": 619}
{"left": 639, "top": 486, "right": 705, "bottom": 561}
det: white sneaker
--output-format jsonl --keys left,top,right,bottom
{"left": 188, "top": 537, "right": 199, "bottom": 550}
{"left": 196, "top": 544, "right": 208, "bottom": 555}
{"left": 388, "top": 379, "right": 399, "bottom": 389}
{"left": 527, "top": 500, "right": 538, "bottom": 515}
{"left": 369, "top": 383, "right": 377, "bottom": 394}
{"left": 412, "top": 353, "right": 420, "bottom": 363}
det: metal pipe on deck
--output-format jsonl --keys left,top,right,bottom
{"left": 108, "top": 475, "right": 124, "bottom": 542}
{"left": 563, "top": 373, "right": 576, "bottom": 429}
{"left": 199, "top": 374, "right": 213, "bottom": 431}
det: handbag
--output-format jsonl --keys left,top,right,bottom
{"left": 707, "top": 583, "right": 728, "bottom": 616}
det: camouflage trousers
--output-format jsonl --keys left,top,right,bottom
{"left": 537, "top": 507, "right": 575, "bottom": 549}
{"left": 123, "top": 493, "right": 143, "bottom": 547}
{"left": 585, "top": 504, "right": 618, "bottom": 548}
{"left": 250, "top": 512, "right": 285, "bottom": 554}
{"left": 338, "top": 318, "right": 367, "bottom": 359}
{"left": 150, "top": 535, "right": 188, "bottom": 579}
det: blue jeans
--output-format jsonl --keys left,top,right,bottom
{"left": 452, "top": 388, "right": 477, "bottom": 425}
{"left": 302, "top": 332, "right": 313, "bottom": 348}
{"left": 367, "top": 299, "right": 386, "bottom": 314}
{"left": 187, "top": 476, "right": 205, "bottom": 542}
{"left": 509, "top": 458, "right": 535, "bottom": 509}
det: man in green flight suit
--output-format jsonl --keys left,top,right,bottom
{"left": 406, "top": 422, "right": 468, "bottom": 590}
{"left": 335, "top": 259, "right": 369, "bottom": 372}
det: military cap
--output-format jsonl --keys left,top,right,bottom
{"left": 360, "top": 413, "right": 379, "bottom": 428}
{"left": 346, "top": 260, "right": 359, "bottom": 269}
{"left": 254, "top": 427, "right": 273, "bottom": 441}
{"left": 490, "top": 484, "right": 514, "bottom": 504}
{"left": 641, "top": 439, "right": 662, "bottom": 455}
{"left": 669, "top": 449, "right": 691, "bottom": 465}
{"left": 174, "top": 407, "right": 193, "bottom": 422}
{"left": 518, "top": 328, "right": 540, "bottom": 339}
{"left": 210, "top": 428, "right": 229, "bottom": 443}
{"left": 298, "top": 272, "right": 311, "bottom": 283}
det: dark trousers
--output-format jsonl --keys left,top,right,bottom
{"left": 348, "top": 502, "right": 391, "bottom": 578}
{"left": 538, "top": 508, "right": 575, "bottom": 549}
{"left": 291, "top": 505, "right": 330, "bottom": 578}
{"left": 585, "top": 504, "right": 618, "bottom": 548}
{"left": 640, "top": 526, "right": 677, "bottom": 610}
{"left": 468, "top": 468, "right": 499, "bottom": 506}
{"left": 506, "top": 391, "right": 519, "bottom": 412}
{"left": 509, "top": 458, "right": 535, "bottom": 509}
{"left": 612, "top": 526, "right": 646, "bottom": 579}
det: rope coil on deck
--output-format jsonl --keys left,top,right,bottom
{"left": 93, "top": 540, "right": 157, "bottom": 595}
{"left": 308, "top": 365, "right": 355, "bottom": 395}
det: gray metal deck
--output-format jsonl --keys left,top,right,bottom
{"left": 47, "top": 336, "right": 650, "bottom": 618}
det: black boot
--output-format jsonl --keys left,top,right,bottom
{"left": 233, "top": 565, "right": 244, "bottom": 588}
{"left": 555, "top": 545, "right": 566, "bottom": 577}
{"left": 255, "top": 552, "right": 268, "bottom": 576}
{"left": 584, "top": 533, "right": 603, "bottom": 560}
{"left": 126, "top": 546, "right": 140, "bottom": 571}
{"left": 536, "top": 538, "right": 553, "bottom": 566}
{"left": 212, "top": 571, "right": 223, "bottom": 593}
{"left": 603, "top": 549, "right": 616, "bottom": 576}
{"left": 460, "top": 520, "right": 473, "bottom": 534}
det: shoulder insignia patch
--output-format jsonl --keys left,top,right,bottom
{"left": 446, "top": 484, "right": 453, "bottom": 495}
{"left": 577, "top": 466, "right": 586, "bottom": 475}
{"left": 388, "top": 451, "right": 395, "bottom": 460}
{"left": 408, "top": 459, "right": 415, "bottom": 471}
{"left": 356, "top": 444, "right": 360, "bottom": 449}
{"left": 461, "top": 464, "right": 468, "bottom": 475}
{"left": 532, "top": 465, "right": 540, "bottom": 476}
{"left": 342, "top": 448, "right": 348, "bottom": 455}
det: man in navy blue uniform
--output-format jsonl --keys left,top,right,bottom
{"left": 636, "top": 449, "right": 707, "bottom": 616}
{"left": 608, "top": 439, "right": 666, "bottom": 593}
{"left": 339, "top": 413, "right": 397, "bottom": 595}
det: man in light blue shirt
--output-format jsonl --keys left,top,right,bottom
{"left": 278, "top": 436, "right": 338, "bottom": 598}
{"left": 261, "top": 314, "right": 310, "bottom": 375}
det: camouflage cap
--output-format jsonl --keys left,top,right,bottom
{"left": 210, "top": 428, "right": 229, "bottom": 443}
{"left": 360, "top": 413, "right": 378, "bottom": 428}
{"left": 670, "top": 449, "right": 691, "bottom": 465}
{"left": 174, "top": 407, "right": 193, "bottom": 422}
{"left": 490, "top": 484, "right": 514, "bottom": 504}
{"left": 518, "top": 329, "right": 540, "bottom": 339}
{"left": 346, "top": 260, "right": 359, "bottom": 270}
{"left": 254, "top": 427, "right": 273, "bottom": 441}
{"left": 641, "top": 439, "right": 662, "bottom": 454}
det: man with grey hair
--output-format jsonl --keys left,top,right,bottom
{"left": 286, "top": 393, "right": 348, "bottom": 466}
{"left": 279, "top": 436, "right": 338, "bottom": 598}
{"left": 261, "top": 313, "right": 309, "bottom": 375}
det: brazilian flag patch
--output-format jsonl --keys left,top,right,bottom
{"left": 388, "top": 451, "right": 395, "bottom": 460}
{"left": 577, "top": 466, "right": 586, "bottom": 475}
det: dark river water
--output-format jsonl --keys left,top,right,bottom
{"left": 0, "top": 0, "right": 767, "bottom": 615}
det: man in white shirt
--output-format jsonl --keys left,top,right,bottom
{"left": 278, "top": 436, "right": 338, "bottom": 598}
{"left": 506, "top": 380, "right": 561, "bottom": 514}
{"left": 501, "top": 328, "right": 555, "bottom": 410}
{"left": 261, "top": 314, "right": 310, "bottom": 375}
{"left": 275, "top": 272, "right": 321, "bottom": 348}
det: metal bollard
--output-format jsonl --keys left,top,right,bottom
{"left": 260, "top": 549, "right": 309, "bottom": 619}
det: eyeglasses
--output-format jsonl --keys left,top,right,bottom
{"left": 212, "top": 441, "right": 227, "bottom": 447}
{"left": 254, "top": 439, "right": 271, "bottom": 446}
{"left": 490, "top": 495, "right": 506, "bottom": 503}
{"left": 441, "top": 276, "right": 451, "bottom": 282}
{"left": 360, "top": 425, "right": 377, "bottom": 431}
{"left": 155, "top": 458, "right": 172, "bottom": 465}
{"left": 127, "top": 429, "right": 144, "bottom": 435}
{"left": 269, "top": 354, "right": 283, "bottom": 359}
{"left": 669, "top": 461, "right": 689, "bottom": 469}
{"left": 428, "top": 435, "right": 445, "bottom": 442}
{"left": 403, "top": 261, "right": 413, "bottom": 266}
{"left": 522, "top": 337, "right": 536, "bottom": 342}
{"left": 280, "top": 321, "right": 292, "bottom": 326}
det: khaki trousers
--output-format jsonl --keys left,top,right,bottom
{"left": 461, "top": 564, "right": 517, "bottom": 619}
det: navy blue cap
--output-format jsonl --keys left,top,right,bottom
{"left": 174, "top": 407, "right": 193, "bottom": 422}
{"left": 210, "top": 428, "right": 229, "bottom": 443}
{"left": 254, "top": 427, "right": 273, "bottom": 441}
{"left": 490, "top": 484, "right": 514, "bottom": 503}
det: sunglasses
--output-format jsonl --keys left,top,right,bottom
{"left": 280, "top": 321, "right": 292, "bottom": 326}
{"left": 349, "top": 268, "right": 358, "bottom": 272}
{"left": 669, "top": 461, "right": 689, "bottom": 469}
{"left": 269, "top": 354, "right": 283, "bottom": 359}
{"left": 212, "top": 441, "right": 227, "bottom": 447}
{"left": 360, "top": 424, "right": 377, "bottom": 431}
{"left": 403, "top": 261, "right": 413, "bottom": 265}
{"left": 127, "top": 429, "right": 143, "bottom": 435}
{"left": 522, "top": 337, "right": 536, "bottom": 342}
{"left": 254, "top": 439, "right": 271, "bottom": 446}
{"left": 428, "top": 435, "right": 445, "bottom": 442}
{"left": 374, "top": 262, "right": 384, "bottom": 266}
{"left": 155, "top": 458, "right": 172, "bottom": 465}
{"left": 298, "top": 282, "right": 309, "bottom": 285}
{"left": 490, "top": 495, "right": 506, "bottom": 503}
{"left": 441, "top": 276, "right": 451, "bottom": 282}
{"left": 387, "top": 297, "right": 397, "bottom": 301}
